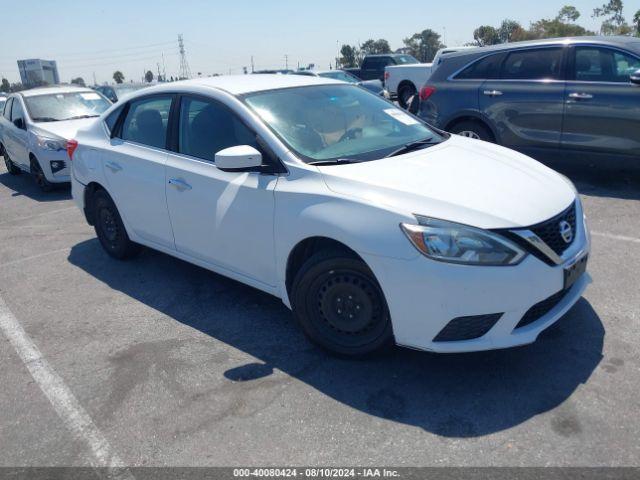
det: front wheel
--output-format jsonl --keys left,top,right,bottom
{"left": 30, "top": 157, "right": 53, "bottom": 191}
{"left": 291, "top": 250, "right": 394, "bottom": 357}
{"left": 93, "top": 190, "right": 141, "bottom": 260}
{"left": 398, "top": 84, "right": 417, "bottom": 110}
{"left": 1, "top": 146, "right": 21, "bottom": 175}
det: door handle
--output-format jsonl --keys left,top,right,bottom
{"left": 168, "top": 178, "right": 192, "bottom": 191}
{"left": 105, "top": 161, "right": 122, "bottom": 173}
{"left": 568, "top": 92, "right": 593, "bottom": 100}
{"left": 483, "top": 90, "right": 503, "bottom": 97}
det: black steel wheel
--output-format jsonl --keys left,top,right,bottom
{"left": 30, "top": 157, "right": 53, "bottom": 191}
{"left": 93, "top": 189, "right": 141, "bottom": 260}
{"left": 398, "top": 83, "right": 417, "bottom": 110}
{"left": 291, "top": 250, "right": 393, "bottom": 357}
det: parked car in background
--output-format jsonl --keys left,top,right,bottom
{"left": 253, "top": 69, "right": 294, "bottom": 74}
{"left": 385, "top": 46, "right": 477, "bottom": 108}
{"left": 0, "top": 85, "right": 111, "bottom": 190}
{"left": 70, "top": 74, "right": 589, "bottom": 357}
{"left": 345, "top": 53, "right": 419, "bottom": 82}
{"left": 94, "top": 83, "right": 148, "bottom": 103}
{"left": 418, "top": 36, "right": 640, "bottom": 162}
{"left": 291, "top": 69, "right": 389, "bottom": 97}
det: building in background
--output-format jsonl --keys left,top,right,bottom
{"left": 17, "top": 59, "right": 60, "bottom": 87}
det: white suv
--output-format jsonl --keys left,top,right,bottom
{"left": 0, "top": 86, "right": 111, "bottom": 190}
{"left": 69, "top": 75, "right": 590, "bottom": 356}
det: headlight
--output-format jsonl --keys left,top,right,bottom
{"left": 400, "top": 216, "right": 526, "bottom": 266}
{"left": 36, "top": 136, "right": 67, "bottom": 151}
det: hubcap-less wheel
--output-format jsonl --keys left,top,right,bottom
{"left": 309, "top": 269, "right": 388, "bottom": 348}
{"left": 457, "top": 130, "right": 481, "bottom": 139}
{"left": 31, "top": 159, "right": 52, "bottom": 191}
{"left": 98, "top": 207, "right": 119, "bottom": 245}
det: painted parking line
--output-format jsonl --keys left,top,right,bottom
{"left": 0, "top": 295, "right": 134, "bottom": 480}
{"left": 592, "top": 231, "right": 640, "bottom": 244}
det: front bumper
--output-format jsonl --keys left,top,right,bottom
{"left": 34, "top": 147, "right": 71, "bottom": 183}
{"left": 363, "top": 201, "right": 591, "bottom": 353}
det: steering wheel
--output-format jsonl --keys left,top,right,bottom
{"left": 338, "top": 127, "right": 363, "bottom": 143}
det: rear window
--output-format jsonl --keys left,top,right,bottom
{"left": 455, "top": 53, "right": 504, "bottom": 80}
{"left": 501, "top": 48, "right": 563, "bottom": 80}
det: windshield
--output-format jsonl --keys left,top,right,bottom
{"left": 397, "top": 55, "right": 419, "bottom": 64}
{"left": 24, "top": 91, "right": 111, "bottom": 122}
{"left": 244, "top": 85, "right": 444, "bottom": 163}
{"left": 319, "top": 71, "right": 359, "bottom": 83}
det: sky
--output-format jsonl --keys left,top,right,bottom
{"left": 1, "top": 0, "right": 639, "bottom": 85}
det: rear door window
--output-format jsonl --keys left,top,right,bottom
{"left": 3, "top": 98, "right": 12, "bottom": 119}
{"left": 501, "top": 48, "right": 564, "bottom": 80}
{"left": 120, "top": 96, "right": 173, "bottom": 149}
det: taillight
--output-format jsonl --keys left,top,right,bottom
{"left": 66, "top": 139, "right": 78, "bottom": 160}
{"left": 419, "top": 86, "right": 436, "bottom": 101}
{"left": 384, "top": 71, "right": 390, "bottom": 81}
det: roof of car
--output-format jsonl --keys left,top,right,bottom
{"left": 20, "top": 85, "right": 96, "bottom": 97}
{"left": 444, "top": 36, "right": 640, "bottom": 59}
{"left": 140, "top": 74, "right": 342, "bottom": 96}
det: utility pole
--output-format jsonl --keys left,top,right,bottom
{"left": 157, "top": 63, "right": 162, "bottom": 82}
{"left": 178, "top": 34, "right": 192, "bottom": 79}
{"left": 284, "top": 54, "right": 288, "bottom": 70}
{"left": 92, "top": 71, "right": 97, "bottom": 86}
{"left": 251, "top": 55, "right": 255, "bottom": 73}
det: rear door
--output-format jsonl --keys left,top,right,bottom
{"left": 561, "top": 45, "right": 640, "bottom": 158}
{"left": 103, "top": 94, "right": 175, "bottom": 249}
{"left": 479, "top": 46, "right": 567, "bottom": 151}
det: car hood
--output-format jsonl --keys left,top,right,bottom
{"left": 318, "top": 136, "right": 576, "bottom": 229}
{"left": 359, "top": 79, "right": 384, "bottom": 93}
{"left": 31, "top": 118, "right": 98, "bottom": 140}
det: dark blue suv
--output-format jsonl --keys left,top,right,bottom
{"left": 418, "top": 36, "right": 640, "bottom": 162}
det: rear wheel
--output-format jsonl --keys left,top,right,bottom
{"left": 291, "top": 250, "right": 394, "bottom": 357}
{"left": 398, "top": 83, "right": 417, "bottom": 110}
{"left": 93, "top": 189, "right": 141, "bottom": 260}
{"left": 30, "top": 157, "right": 53, "bottom": 191}
{"left": 1, "top": 145, "right": 21, "bottom": 175}
{"left": 450, "top": 120, "right": 494, "bottom": 142}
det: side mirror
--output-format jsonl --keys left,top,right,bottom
{"left": 13, "top": 118, "right": 25, "bottom": 130}
{"left": 215, "top": 145, "right": 263, "bottom": 172}
{"left": 630, "top": 69, "right": 640, "bottom": 85}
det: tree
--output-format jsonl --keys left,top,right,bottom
{"left": 473, "top": 25, "right": 501, "bottom": 46}
{"left": 593, "top": 0, "right": 630, "bottom": 34}
{"left": 113, "top": 71, "right": 125, "bottom": 84}
{"left": 498, "top": 19, "right": 525, "bottom": 43}
{"left": 402, "top": 29, "right": 444, "bottom": 63}
{"left": 339, "top": 44, "right": 359, "bottom": 68}
{"left": 634, "top": 10, "right": 640, "bottom": 35}
{"left": 70, "top": 77, "right": 85, "bottom": 87}
{"left": 558, "top": 5, "right": 581, "bottom": 22}
{"left": 145, "top": 70, "right": 154, "bottom": 83}
{"left": 0, "top": 78, "right": 9, "bottom": 93}
{"left": 360, "top": 38, "right": 391, "bottom": 55}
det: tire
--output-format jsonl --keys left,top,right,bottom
{"left": 30, "top": 157, "right": 53, "bottom": 191}
{"left": 93, "top": 189, "right": 141, "bottom": 260}
{"left": 291, "top": 249, "right": 394, "bottom": 357}
{"left": 1, "top": 145, "right": 21, "bottom": 175}
{"left": 450, "top": 120, "right": 494, "bottom": 142}
{"left": 398, "top": 83, "right": 417, "bottom": 110}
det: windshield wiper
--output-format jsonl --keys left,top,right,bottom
{"left": 64, "top": 114, "right": 100, "bottom": 120}
{"left": 31, "top": 117, "right": 61, "bottom": 122}
{"left": 308, "top": 158, "right": 361, "bottom": 166}
{"left": 385, "top": 137, "right": 439, "bottom": 158}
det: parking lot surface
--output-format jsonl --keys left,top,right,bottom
{"left": 0, "top": 158, "right": 639, "bottom": 468}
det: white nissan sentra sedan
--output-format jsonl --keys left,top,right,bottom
{"left": 69, "top": 75, "right": 590, "bottom": 356}
{"left": 0, "top": 86, "right": 111, "bottom": 190}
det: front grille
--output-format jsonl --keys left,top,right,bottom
{"left": 529, "top": 203, "right": 577, "bottom": 256}
{"left": 433, "top": 313, "right": 502, "bottom": 342}
{"left": 514, "top": 289, "right": 570, "bottom": 330}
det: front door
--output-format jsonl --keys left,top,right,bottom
{"left": 8, "top": 97, "right": 29, "bottom": 167}
{"left": 165, "top": 95, "right": 277, "bottom": 287}
{"left": 479, "top": 46, "right": 567, "bottom": 151}
{"left": 562, "top": 45, "right": 640, "bottom": 158}
{"left": 103, "top": 94, "right": 175, "bottom": 249}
